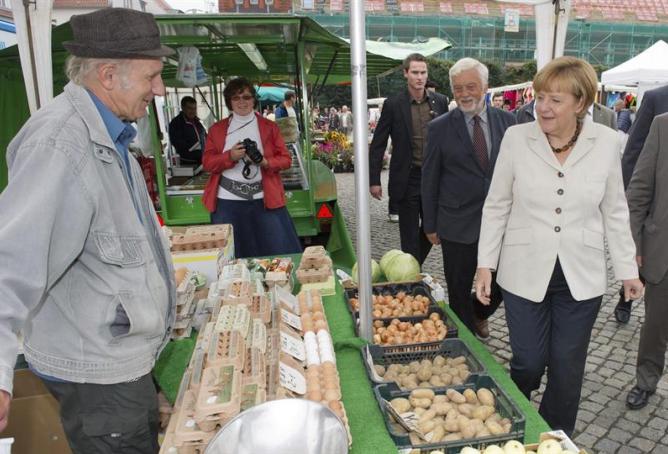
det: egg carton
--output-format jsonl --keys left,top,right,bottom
{"left": 242, "top": 347, "right": 267, "bottom": 389}
{"left": 176, "top": 271, "right": 196, "bottom": 306}
{"left": 299, "top": 247, "right": 330, "bottom": 270}
{"left": 296, "top": 265, "right": 332, "bottom": 284}
{"left": 174, "top": 390, "right": 216, "bottom": 446}
{"left": 185, "top": 224, "right": 231, "bottom": 238}
{"left": 171, "top": 325, "right": 192, "bottom": 340}
{"left": 250, "top": 294, "right": 271, "bottom": 324}
{"left": 217, "top": 263, "right": 251, "bottom": 292}
{"left": 171, "top": 231, "right": 229, "bottom": 252}
{"left": 297, "top": 290, "right": 324, "bottom": 314}
{"left": 250, "top": 319, "right": 267, "bottom": 354}
{"left": 194, "top": 364, "right": 242, "bottom": 431}
{"left": 206, "top": 330, "right": 246, "bottom": 370}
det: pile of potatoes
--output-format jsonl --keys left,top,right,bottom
{"left": 374, "top": 355, "right": 471, "bottom": 389}
{"left": 372, "top": 313, "right": 447, "bottom": 345}
{"left": 388, "top": 387, "right": 512, "bottom": 445}
{"left": 349, "top": 291, "right": 432, "bottom": 318}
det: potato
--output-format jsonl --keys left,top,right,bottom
{"left": 471, "top": 405, "right": 496, "bottom": 421}
{"left": 440, "top": 373, "right": 453, "bottom": 386}
{"left": 469, "top": 418, "right": 485, "bottom": 435}
{"left": 433, "top": 395, "right": 448, "bottom": 404}
{"left": 409, "top": 361, "right": 421, "bottom": 373}
{"left": 477, "top": 388, "right": 495, "bottom": 406}
{"left": 486, "top": 413, "right": 501, "bottom": 424}
{"left": 457, "top": 403, "right": 474, "bottom": 417}
{"left": 414, "top": 407, "right": 426, "bottom": 416}
{"left": 446, "top": 389, "right": 466, "bottom": 404}
{"left": 410, "top": 397, "right": 432, "bottom": 408}
{"left": 432, "top": 402, "right": 453, "bottom": 416}
{"left": 460, "top": 424, "right": 477, "bottom": 440}
{"left": 418, "top": 419, "right": 436, "bottom": 434}
{"left": 456, "top": 415, "right": 470, "bottom": 432}
{"left": 417, "top": 366, "right": 432, "bottom": 382}
{"left": 476, "top": 427, "right": 491, "bottom": 437}
{"left": 429, "top": 375, "right": 444, "bottom": 387}
{"left": 445, "top": 408, "right": 459, "bottom": 421}
{"left": 451, "top": 356, "right": 466, "bottom": 365}
{"left": 430, "top": 424, "right": 446, "bottom": 442}
{"left": 463, "top": 389, "right": 478, "bottom": 404}
{"left": 418, "top": 409, "right": 437, "bottom": 425}
{"left": 389, "top": 397, "right": 411, "bottom": 413}
{"left": 485, "top": 420, "right": 504, "bottom": 435}
{"left": 419, "top": 381, "right": 431, "bottom": 387}
{"left": 433, "top": 355, "right": 446, "bottom": 367}
{"left": 452, "top": 376, "right": 464, "bottom": 385}
{"left": 443, "top": 417, "right": 459, "bottom": 432}
{"left": 410, "top": 388, "right": 435, "bottom": 400}
{"left": 458, "top": 368, "right": 471, "bottom": 380}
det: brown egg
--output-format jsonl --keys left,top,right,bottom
{"left": 302, "top": 319, "right": 314, "bottom": 332}
{"left": 307, "top": 389, "right": 322, "bottom": 401}
{"left": 328, "top": 400, "right": 342, "bottom": 412}
{"left": 314, "top": 320, "right": 327, "bottom": 331}
{"left": 312, "top": 300, "right": 324, "bottom": 312}
{"left": 324, "top": 378, "right": 339, "bottom": 390}
{"left": 312, "top": 311, "right": 325, "bottom": 321}
{"left": 322, "top": 361, "right": 336, "bottom": 372}
{"left": 324, "top": 389, "right": 339, "bottom": 401}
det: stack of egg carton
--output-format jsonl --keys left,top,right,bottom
{"left": 296, "top": 246, "right": 333, "bottom": 284}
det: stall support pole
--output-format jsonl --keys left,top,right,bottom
{"left": 350, "top": 0, "right": 372, "bottom": 341}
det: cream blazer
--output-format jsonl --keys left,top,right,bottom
{"left": 477, "top": 120, "right": 638, "bottom": 302}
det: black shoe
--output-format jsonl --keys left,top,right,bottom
{"left": 614, "top": 297, "right": 632, "bottom": 324}
{"left": 626, "top": 385, "right": 654, "bottom": 410}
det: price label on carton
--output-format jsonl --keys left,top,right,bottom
{"left": 281, "top": 308, "right": 303, "bottom": 331}
{"left": 383, "top": 399, "right": 427, "bottom": 441}
{"left": 280, "top": 331, "right": 306, "bottom": 361}
{"left": 279, "top": 362, "right": 306, "bottom": 394}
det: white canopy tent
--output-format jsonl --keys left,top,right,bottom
{"left": 601, "top": 40, "right": 668, "bottom": 103}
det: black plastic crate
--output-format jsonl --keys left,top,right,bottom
{"left": 345, "top": 281, "right": 439, "bottom": 319}
{"left": 362, "top": 338, "right": 486, "bottom": 389}
{"left": 358, "top": 306, "right": 458, "bottom": 352}
{"left": 374, "top": 376, "right": 526, "bottom": 453}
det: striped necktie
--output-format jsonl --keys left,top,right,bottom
{"left": 472, "top": 115, "right": 489, "bottom": 172}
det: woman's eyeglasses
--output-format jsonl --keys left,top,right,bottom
{"left": 231, "top": 94, "right": 254, "bottom": 102}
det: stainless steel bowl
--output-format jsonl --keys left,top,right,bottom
{"left": 204, "top": 399, "right": 348, "bottom": 454}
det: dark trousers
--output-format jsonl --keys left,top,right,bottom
{"left": 43, "top": 374, "right": 159, "bottom": 454}
{"left": 397, "top": 168, "right": 432, "bottom": 265}
{"left": 388, "top": 197, "right": 399, "bottom": 216}
{"left": 440, "top": 239, "right": 502, "bottom": 331}
{"left": 503, "top": 260, "right": 602, "bottom": 435}
{"left": 636, "top": 275, "right": 668, "bottom": 391}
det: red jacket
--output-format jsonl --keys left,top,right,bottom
{"left": 202, "top": 113, "right": 292, "bottom": 213}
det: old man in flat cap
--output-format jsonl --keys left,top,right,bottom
{"left": 0, "top": 8, "right": 175, "bottom": 453}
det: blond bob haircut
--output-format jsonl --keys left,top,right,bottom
{"left": 533, "top": 56, "right": 598, "bottom": 118}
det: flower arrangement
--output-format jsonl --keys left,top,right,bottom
{"left": 312, "top": 131, "right": 354, "bottom": 172}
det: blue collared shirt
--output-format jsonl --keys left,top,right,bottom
{"left": 88, "top": 91, "right": 137, "bottom": 188}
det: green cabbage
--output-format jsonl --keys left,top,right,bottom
{"left": 352, "top": 259, "right": 382, "bottom": 284}
{"left": 384, "top": 253, "right": 420, "bottom": 282}
{"left": 379, "top": 249, "right": 403, "bottom": 274}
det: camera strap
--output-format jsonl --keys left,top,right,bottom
{"left": 219, "top": 174, "right": 262, "bottom": 200}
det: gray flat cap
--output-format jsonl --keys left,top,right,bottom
{"left": 63, "top": 8, "right": 175, "bottom": 59}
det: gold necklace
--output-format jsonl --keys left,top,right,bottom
{"left": 550, "top": 120, "right": 582, "bottom": 154}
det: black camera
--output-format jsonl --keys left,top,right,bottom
{"left": 242, "top": 138, "right": 263, "bottom": 164}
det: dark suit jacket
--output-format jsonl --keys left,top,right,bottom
{"left": 516, "top": 100, "right": 617, "bottom": 130}
{"left": 422, "top": 107, "right": 516, "bottom": 244}
{"left": 627, "top": 112, "right": 668, "bottom": 284}
{"left": 369, "top": 89, "right": 449, "bottom": 200}
{"left": 622, "top": 84, "right": 668, "bottom": 188}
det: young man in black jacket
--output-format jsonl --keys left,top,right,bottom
{"left": 168, "top": 96, "right": 207, "bottom": 166}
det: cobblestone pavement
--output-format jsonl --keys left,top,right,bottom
{"left": 335, "top": 170, "right": 668, "bottom": 454}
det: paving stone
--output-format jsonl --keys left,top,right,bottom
{"left": 595, "top": 438, "right": 621, "bottom": 452}
{"left": 574, "top": 432, "right": 599, "bottom": 448}
{"left": 580, "top": 400, "right": 605, "bottom": 413}
{"left": 628, "top": 437, "right": 656, "bottom": 452}
{"left": 617, "top": 418, "right": 641, "bottom": 433}
{"left": 648, "top": 417, "right": 668, "bottom": 432}
{"left": 640, "top": 426, "right": 664, "bottom": 441}
{"left": 618, "top": 447, "right": 642, "bottom": 454}
{"left": 607, "top": 427, "right": 633, "bottom": 443}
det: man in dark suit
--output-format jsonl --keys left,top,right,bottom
{"left": 422, "top": 58, "right": 516, "bottom": 338}
{"left": 614, "top": 84, "right": 668, "bottom": 324}
{"left": 369, "top": 53, "right": 449, "bottom": 265}
{"left": 626, "top": 112, "right": 668, "bottom": 410}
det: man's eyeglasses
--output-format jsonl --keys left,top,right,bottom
{"left": 231, "top": 94, "right": 254, "bottom": 102}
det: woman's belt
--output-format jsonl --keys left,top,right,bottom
{"left": 218, "top": 175, "right": 262, "bottom": 200}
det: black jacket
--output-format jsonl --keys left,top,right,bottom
{"left": 168, "top": 112, "right": 207, "bottom": 165}
{"left": 622, "top": 84, "right": 668, "bottom": 188}
{"left": 369, "top": 89, "right": 449, "bottom": 200}
{"left": 422, "top": 107, "right": 517, "bottom": 244}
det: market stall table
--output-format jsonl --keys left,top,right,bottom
{"left": 154, "top": 253, "right": 551, "bottom": 453}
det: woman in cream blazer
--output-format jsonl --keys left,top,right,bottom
{"left": 475, "top": 57, "right": 643, "bottom": 435}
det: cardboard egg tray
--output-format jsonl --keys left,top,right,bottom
{"left": 250, "top": 319, "right": 267, "bottom": 353}
{"left": 217, "top": 262, "right": 251, "bottom": 293}
{"left": 206, "top": 330, "right": 246, "bottom": 370}
{"left": 184, "top": 224, "right": 231, "bottom": 238}
{"left": 299, "top": 246, "right": 330, "bottom": 269}
{"left": 174, "top": 390, "right": 216, "bottom": 446}
{"left": 194, "top": 364, "right": 242, "bottom": 431}
{"left": 171, "top": 231, "right": 228, "bottom": 252}
{"left": 242, "top": 347, "right": 267, "bottom": 389}
{"left": 240, "top": 382, "right": 267, "bottom": 412}
{"left": 176, "top": 271, "right": 196, "bottom": 307}
{"left": 250, "top": 294, "right": 271, "bottom": 324}
{"left": 296, "top": 265, "right": 332, "bottom": 284}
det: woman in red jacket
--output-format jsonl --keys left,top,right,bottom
{"left": 202, "top": 77, "right": 301, "bottom": 258}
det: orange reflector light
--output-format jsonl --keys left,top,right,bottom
{"left": 316, "top": 203, "right": 334, "bottom": 219}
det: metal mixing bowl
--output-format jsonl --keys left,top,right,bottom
{"left": 204, "top": 399, "right": 348, "bottom": 454}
